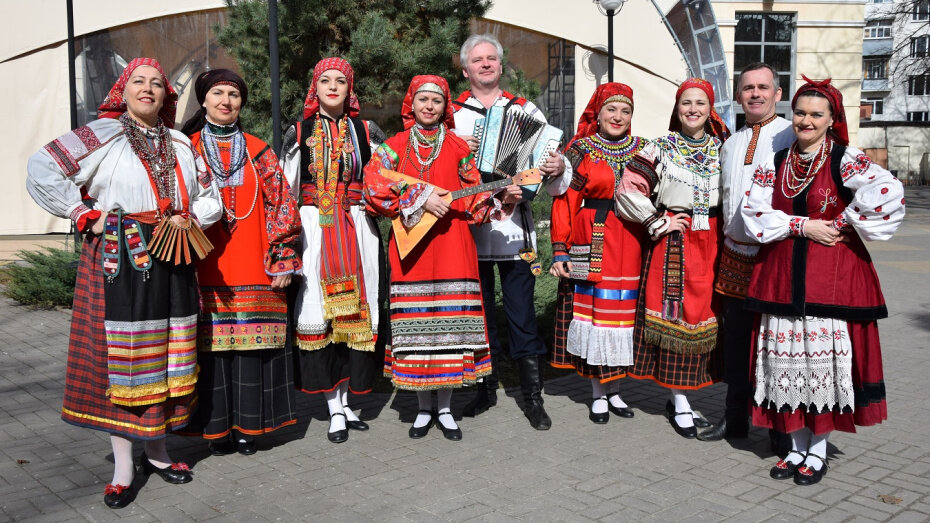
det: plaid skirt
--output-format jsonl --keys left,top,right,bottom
{"left": 192, "top": 347, "right": 297, "bottom": 439}
{"left": 61, "top": 234, "right": 195, "bottom": 440}
{"left": 549, "top": 279, "right": 627, "bottom": 382}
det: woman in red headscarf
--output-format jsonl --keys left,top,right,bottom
{"left": 363, "top": 75, "right": 519, "bottom": 441}
{"left": 741, "top": 77, "right": 904, "bottom": 485}
{"left": 180, "top": 69, "right": 302, "bottom": 456}
{"left": 616, "top": 78, "right": 729, "bottom": 439}
{"left": 26, "top": 58, "right": 222, "bottom": 508}
{"left": 549, "top": 82, "right": 648, "bottom": 424}
{"left": 281, "top": 57, "right": 385, "bottom": 444}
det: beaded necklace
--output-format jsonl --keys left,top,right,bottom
{"left": 577, "top": 133, "right": 640, "bottom": 180}
{"left": 197, "top": 129, "right": 258, "bottom": 231}
{"left": 309, "top": 115, "right": 349, "bottom": 227}
{"left": 405, "top": 124, "right": 445, "bottom": 181}
{"left": 667, "top": 132, "right": 719, "bottom": 231}
{"left": 202, "top": 120, "right": 248, "bottom": 181}
{"left": 782, "top": 138, "right": 830, "bottom": 199}
{"left": 119, "top": 113, "right": 176, "bottom": 213}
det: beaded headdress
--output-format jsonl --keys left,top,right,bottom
{"left": 98, "top": 58, "right": 178, "bottom": 128}
{"left": 566, "top": 82, "right": 634, "bottom": 150}
{"left": 401, "top": 75, "right": 455, "bottom": 130}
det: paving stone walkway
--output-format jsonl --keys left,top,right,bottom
{"left": 1, "top": 189, "right": 929, "bottom": 522}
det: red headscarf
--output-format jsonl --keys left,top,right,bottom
{"left": 401, "top": 75, "right": 455, "bottom": 130}
{"left": 566, "top": 82, "right": 634, "bottom": 150}
{"left": 98, "top": 58, "right": 178, "bottom": 128}
{"left": 668, "top": 77, "right": 730, "bottom": 141}
{"left": 791, "top": 75, "right": 848, "bottom": 146}
{"left": 303, "top": 57, "right": 360, "bottom": 119}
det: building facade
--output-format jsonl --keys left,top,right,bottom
{"left": 859, "top": 0, "right": 930, "bottom": 183}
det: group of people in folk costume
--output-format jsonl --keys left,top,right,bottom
{"left": 26, "top": 30, "right": 904, "bottom": 508}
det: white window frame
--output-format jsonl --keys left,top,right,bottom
{"left": 864, "top": 19, "right": 892, "bottom": 39}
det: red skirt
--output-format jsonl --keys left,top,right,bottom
{"left": 751, "top": 319, "right": 887, "bottom": 435}
{"left": 61, "top": 234, "right": 194, "bottom": 440}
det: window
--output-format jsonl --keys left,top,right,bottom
{"left": 867, "top": 0, "right": 891, "bottom": 3}
{"left": 908, "top": 111, "right": 929, "bottom": 122}
{"left": 862, "top": 98, "right": 884, "bottom": 115}
{"left": 914, "top": 0, "right": 930, "bottom": 21}
{"left": 864, "top": 20, "right": 892, "bottom": 39}
{"left": 864, "top": 58, "right": 889, "bottom": 79}
{"left": 909, "top": 75, "right": 930, "bottom": 95}
{"left": 734, "top": 13, "right": 795, "bottom": 95}
{"left": 910, "top": 36, "right": 930, "bottom": 57}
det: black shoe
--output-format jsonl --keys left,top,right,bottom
{"left": 346, "top": 419, "right": 369, "bottom": 431}
{"left": 436, "top": 410, "right": 462, "bottom": 441}
{"left": 665, "top": 400, "right": 708, "bottom": 428}
{"left": 665, "top": 402, "right": 697, "bottom": 438}
{"left": 589, "top": 398, "right": 609, "bottom": 424}
{"left": 140, "top": 452, "right": 193, "bottom": 484}
{"left": 794, "top": 454, "right": 828, "bottom": 486}
{"left": 769, "top": 451, "right": 805, "bottom": 480}
{"left": 606, "top": 394, "right": 634, "bottom": 418}
{"left": 518, "top": 356, "right": 551, "bottom": 430}
{"left": 103, "top": 483, "right": 135, "bottom": 509}
{"left": 208, "top": 439, "right": 236, "bottom": 456}
{"left": 327, "top": 413, "right": 349, "bottom": 443}
{"left": 237, "top": 439, "right": 257, "bottom": 455}
{"left": 408, "top": 410, "right": 433, "bottom": 439}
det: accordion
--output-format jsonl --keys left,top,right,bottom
{"left": 472, "top": 105, "right": 563, "bottom": 186}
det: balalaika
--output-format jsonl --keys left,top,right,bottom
{"left": 472, "top": 104, "right": 564, "bottom": 186}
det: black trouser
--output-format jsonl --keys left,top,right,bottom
{"left": 478, "top": 260, "right": 546, "bottom": 361}
{"left": 721, "top": 294, "right": 754, "bottom": 421}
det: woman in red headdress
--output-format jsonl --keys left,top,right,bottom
{"left": 616, "top": 78, "right": 729, "bottom": 439}
{"left": 180, "top": 69, "right": 302, "bottom": 456}
{"left": 363, "top": 75, "right": 519, "bottom": 441}
{"left": 26, "top": 58, "right": 222, "bottom": 508}
{"left": 281, "top": 57, "right": 385, "bottom": 444}
{"left": 741, "top": 77, "right": 904, "bottom": 485}
{"left": 549, "top": 82, "right": 648, "bottom": 424}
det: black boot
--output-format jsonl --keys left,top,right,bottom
{"left": 464, "top": 359, "right": 498, "bottom": 417}
{"left": 697, "top": 411, "right": 749, "bottom": 441}
{"left": 518, "top": 356, "right": 551, "bottom": 430}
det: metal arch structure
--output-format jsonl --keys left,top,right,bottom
{"left": 651, "top": 0, "right": 734, "bottom": 128}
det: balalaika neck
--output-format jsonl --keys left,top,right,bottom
{"left": 449, "top": 177, "right": 513, "bottom": 201}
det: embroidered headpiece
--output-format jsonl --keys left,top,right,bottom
{"left": 415, "top": 82, "right": 447, "bottom": 97}
{"left": 566, "top": 82, "right": 634, "bottom": 149}
{"left": 401, "top": 75, "right": 455, "bottom": 130}
{"left": 667, "top": 77, "right": 730, "bottom": 140}
{"left": 303, "top": 57, "right": 360, "bottom": 119}
{"left": 98, "top": 58, "right": 178, "bottom": 128}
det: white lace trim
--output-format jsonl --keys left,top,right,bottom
{"left": 566, "top": 320, "right": 634, "bottom": 367}
{"left": 400, "top": 185, "right": 433, "bottom": 228}
{"left": 753, "top": 314, "right": 855, "bottom": 413}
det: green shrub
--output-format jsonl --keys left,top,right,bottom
{"left": 2, "top": 248, "right": 80, "bottom": 309}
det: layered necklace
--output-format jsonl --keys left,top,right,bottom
{"left": 199, "top": 120, "right": 258, "bottom": 230}
{"left": 580, "top": 133, "right": 641, "bottom": 180}
{"left": 782, "top": 137, "right": 831, "bottom": 199}
{"left": 310, "top": 115, "right": 350, "bottom": 227}
{"left": 408, "top": 123, "right": 445, "bottom": 180}
{"left": 120, "top": 112, "right": 176, "bottom": 213}
{"left": 671, "top": 132, "right": 718, "bottom": 231}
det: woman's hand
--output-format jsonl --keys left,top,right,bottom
{"left": 424, "top": 189, "right": 451, "bottom": 218}
{"left": 663, "top": 213, "right": 691, "bottom": 235}
{"left": 803, "top": 219, "right": 843, "bottom": 246}
{"left": 549, "top": 260, "right": 573, "bottom": 279}
{"left": 500, "top": 184, "right": 523, "bottom": 205}
{"left": 169, "top": 214, "right": 191, "bottom": 228}
{"left": 271, "top": 274, "right": 292, "bottom": 289}
{"left": 90, "top": 217, "right": 105, "bottom": 235}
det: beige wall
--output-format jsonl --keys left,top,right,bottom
{"left": 714, "top": 0, "right": 865, "bottom": 144}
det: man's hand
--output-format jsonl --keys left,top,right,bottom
{"left": 460, "top": 134, "right": 480, "bottom": 153}
{"left": 500, "top": 184, "right": 523, "bottom": 205}
{"left": 549, "top": 260, "right": 572, "bottom": 278}
{"left": 539, "top": 150, "right": 565, "bottom": 177}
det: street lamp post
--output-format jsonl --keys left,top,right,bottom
{"left": 595, "top": 0, "right": 627, "bottom": 82}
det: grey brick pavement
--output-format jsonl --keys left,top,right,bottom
{"left": 1, "top": 189, "right": 929, "bottom": 521}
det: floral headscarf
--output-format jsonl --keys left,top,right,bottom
{"left": 791, "top": 75, "right": 848, "bottom": 146}
{"left": 566, "top": 82, "right": 634, "bottom": 150}
{"left": 303, "top": 57, "right": 360, "bottom": 119}
{"left": 667, "top": 77, "right": 730, "bottom": 141}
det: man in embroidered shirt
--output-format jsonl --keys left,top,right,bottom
{"left": 451, "top": 33, "right": 569, "bottom": 430}
{"left": 698, "top": 62, "right": 795, "bottom": 443}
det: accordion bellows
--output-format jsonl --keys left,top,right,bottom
{"left": 473, "top": 105, "right": 563, "bottom": 180}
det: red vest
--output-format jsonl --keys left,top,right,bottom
{"left": 745, "top": 144, "right": 887, "bottom": 321}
